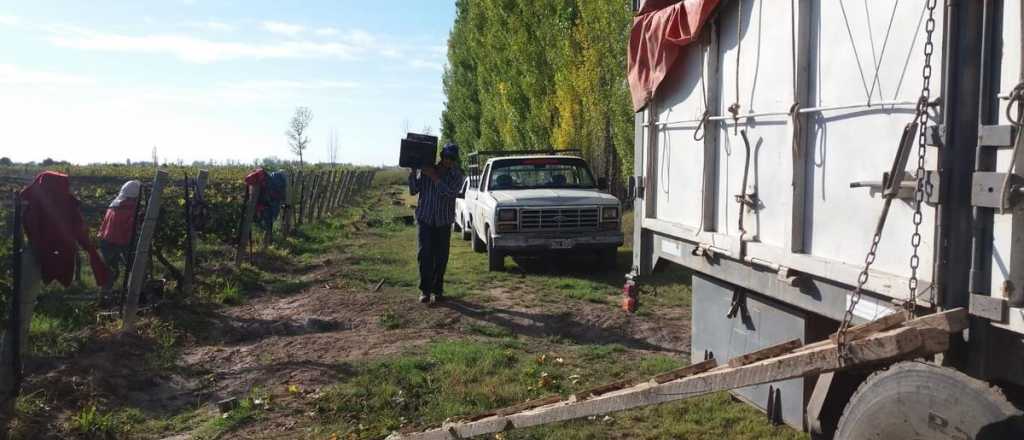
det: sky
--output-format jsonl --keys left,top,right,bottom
{"left": 0, "top": 0, "right": 455, "bottom": 166}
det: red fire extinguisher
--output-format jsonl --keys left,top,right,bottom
{"left": 622, "top": 268, "right": 640, "bottom": 313}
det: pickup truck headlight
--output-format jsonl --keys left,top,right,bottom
{"left": 498, "top": 209, "right": 518, "bottom": 222}
{"left": 602, "top": 207, "right": 619, "bottom": 221}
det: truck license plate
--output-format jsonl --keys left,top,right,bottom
{"left": 550, "top": 239, "right": 574, "bottom": 249}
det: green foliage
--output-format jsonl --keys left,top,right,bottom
{"left": 69, "top": 404, "right": 119, "bottom": 439}
{"left": 442, "top": 0, "right": 634, "bottom": 189}
{"left": 378, "top": 310, "right": 407, "bottom": 330}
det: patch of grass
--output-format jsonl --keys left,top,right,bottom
{"left": 308, "top": 339, "right": 804, "bottom": 440}
{"left": 378, "top": 310, "right": 407, "bottom": 330}
{"left": 27, "top": 314, "right": 88, "bottom": 357}
{"left": 464, "top": 322, "right": 515, "bottom": 339}
{"left": 142, "top": 319, "right": 180, "bottom": 369}
{"left": 212, "top": 281, "right": 243, "bottom": 305}
{"left": 68, "top": 404, "right": 119, "bottom": 439}
{"left": 191, "top": 388, "right": 268, "bottom": 439}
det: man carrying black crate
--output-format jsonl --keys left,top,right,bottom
{"left": 408, "top": 143, "right": 464, "bottom": 304}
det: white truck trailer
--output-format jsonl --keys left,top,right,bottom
{"left": 628, "top": 0, "right": 1024, "bottom": 437}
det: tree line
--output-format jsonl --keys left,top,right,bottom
{"left": 441, "top": 0, "right": 634, "bottom": 194}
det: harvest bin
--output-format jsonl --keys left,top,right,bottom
{"left": 399, "top": 132, "right": 437, "bottom": 168}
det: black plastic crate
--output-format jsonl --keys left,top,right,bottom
{"left": 399, "top": 133, "right": 438, "bottom": 168}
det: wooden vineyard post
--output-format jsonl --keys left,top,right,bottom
{"left": 321, "top": 170, "right": 334, "bottom": 219}
{"left": 302, "top": 173, "right": 313, "bottom": 224}
{"left": 235, "top": 182, "right": 260, "bottom": 267}
{"left": 282, "top": 171, "right": 295, "bottom": 236}
{"left": 315, "top": 171, "right": 328, "bottom": 221}
{"left": 0, "top": 193, "right": 30, "bottom": 418}
{"left": 122, "top": 170, "right": 168, "bottom": 332}
{"left": 296, "top": 171, "right": 307, "bottom": 226}
{"left": 338, "top": 170, "right": 352, "bottom": 209}
{"left": 183, "top": 170, "right": 208, "bottom": 297}
{"left": 330, "top": 170, "right": 340, "bottom": 212}
{"left": 309, "top": 172, "right": 321, "bottom": 223}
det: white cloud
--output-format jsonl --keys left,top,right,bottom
{"left": 343, "top": 29, "right": 374, "bottom": 46}
{"left": 47, "top": 27, "right": 367, "bottom": 63}
{"left": 0, "top": 15, "right": 19, "bottom": 26}
{"left": 262, "top": 21, "right": 304, "bottom": 37}
{"left": 226, "top": 79, "right": 361, "bottom": 91}
{"left": 0, "top": 64, "right": 94, "bottom": 86}
{"left": 189, "top": 20, "right": 234, "bottom": 32}
{"left": 315, "top": 27, "right": 338, "bottom": 36}
{"left": 409, "top": 59, "right": 443, "bottom": 71}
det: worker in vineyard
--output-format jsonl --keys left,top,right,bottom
{"left": 408, "top": 143, "right": 464, "bottom": 304}
{"left": 97, "top": 180, "right": 141, "bottom": 296}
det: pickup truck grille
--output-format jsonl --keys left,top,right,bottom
{"left": 520, "top": 207, "right": 600, "bottom": 231}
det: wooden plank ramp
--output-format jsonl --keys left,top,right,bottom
{"left": 388, "top": 308, "right": 967, "bottom": 440}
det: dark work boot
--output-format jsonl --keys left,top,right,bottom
{"left": 419, "top": 292, "right": 430, "bottom": 303}
{"left": 432, "top": 293, "right": 444, "bottom": 304}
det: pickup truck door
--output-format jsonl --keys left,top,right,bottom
{"left": 474, "top": 164, "right": 490, "bottom": 233}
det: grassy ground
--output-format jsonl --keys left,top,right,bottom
{"left": 292, "top": 183, "right": 804, "bottom": 439}
{"left": 5, "top": 175, "right": 806, "bottom": 440}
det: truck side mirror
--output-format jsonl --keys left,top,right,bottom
{"left": 598, "top": 177, "right": 609, "bottom": 191}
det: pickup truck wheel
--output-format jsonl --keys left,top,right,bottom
{"left": 834, "top": 361, "right": 1023, "bottom": 440}
{"left": 460, "top": 216, "right": 472, "bottom": 241}
{"left": 599, "top": 248, "right": 618, "bottom": 270}
{"left": 487, "top": 227, "right": 504, "bottom": 271}
{"left": 472, "top": 228, "right": 486, "bottom": 253}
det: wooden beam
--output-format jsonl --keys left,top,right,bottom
{"left": 829, "top": 310, "right": 908, "bottom": 344}
{"left": 235, "top": 184, "right": 260, "bottom": 267}
{"left": 903, "top": 307, "right": 968, "bottom": 333}
{"left": 652, "top": 359, "right": 718, "bottom": 384}
{"left": 124, "top": 170, "right": 168, "bottom": 332}
{"left": 392, "top": 324, "right": 944, "bottom": 440}
{"left": 573, "top": 379, "right": 638, "bottom": 401}
{"left": 727, "top": 339, "right": 803, "bottom": 368}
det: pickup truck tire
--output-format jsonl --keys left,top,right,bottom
{"left": 486, "top": 227, "right": 504, "bottom": 271}
{"left": 472, "top": 228, "right": 486, "bottom": 253}
{"left": 460, "top": 215, "right": 472, "bottom": 241}
{"left": 599, "top": 248, "right": 618, "bottom": 270}
{"left": 834, "top": 361, "right": 1023, "bottom": 440}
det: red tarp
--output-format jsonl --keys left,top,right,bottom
{"left": 628, "top": 0, "right": 721, "bottom": 112}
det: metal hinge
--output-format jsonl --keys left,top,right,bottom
{"left": 978, "top": 124, "right": 1017, "bottom": 148}
{"left": 926, "top": 124, "right": 946, "bottom": 147}
{"left": 850, "top": 170, "right": 941, "bottom": 204}
{"left": 971, "top": 171, "right": 1024, "bottom": 208}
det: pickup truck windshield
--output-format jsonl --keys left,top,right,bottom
{"left": 488, "top": 158, "right": 596, "bottom": 190}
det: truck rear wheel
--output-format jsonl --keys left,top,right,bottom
{"left": 460, "top": 215, "right": 472, "bottom": 241}
{"left": 487, "top": 227, "right": 504, "bottom": 271}
{"left": 835, "top": 361, "right": 1023, "bottom": 440}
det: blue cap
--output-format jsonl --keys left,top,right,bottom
{"left": 441, "top": 143, "right": 460, "bottom": 160}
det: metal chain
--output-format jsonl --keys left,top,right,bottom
{"left": 907, "top": 0, "right": 939, "bottom": 317}
{"left": 836, "top": 0, "right": 938, "bottom": 361}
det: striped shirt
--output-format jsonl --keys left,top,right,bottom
{"left": 409, "top": 166, "right": 464, "bottom": 227}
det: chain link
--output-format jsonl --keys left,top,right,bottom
{"left": 836, "top": 0, "right": 938, "bottom": 362}
{"left": 908, "top": 0, "right": 938, "bottom": 318}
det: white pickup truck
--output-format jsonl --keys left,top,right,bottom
{"left": 459, "top": 153, "right": 624, "bottom": 271}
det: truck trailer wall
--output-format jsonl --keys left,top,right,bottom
{"left": 639, "top": 0, "right": 946, "bottom": 319}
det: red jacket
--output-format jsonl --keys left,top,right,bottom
{"left": 98, "top": 200, "right": 138, "bottom": 246}
{"left": 20, "top": 171, "right": 111, "bottom": 288}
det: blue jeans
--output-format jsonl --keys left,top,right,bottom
{"left": 417, "top": 222, "right": 452, "bottom": 296}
